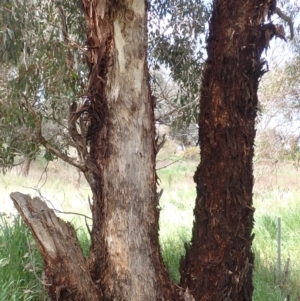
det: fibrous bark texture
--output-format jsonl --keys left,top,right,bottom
{"left": 11, "top": 1, "right": 176, "bottom": 300}
{"left": 181, "top": 0, "right": 280, "bottom": 300}
{"left": 80, "top": 1, "right": 173, "bottom": 300}
{"left": 10, "top": 1, "right": 286, "bottom": 300}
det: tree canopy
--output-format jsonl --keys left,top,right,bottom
{"left": 0, "top": 0, "right": 88, "bottom": 171}
{"left": 0, "top": 0, "right": 211, "bottom": 172}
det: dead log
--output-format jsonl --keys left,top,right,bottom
{"left": 10, "top": 192, "right": 99, "bottom": 301}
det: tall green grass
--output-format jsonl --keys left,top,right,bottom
{"left": 0, "top": 213, "right": 91, "bottom": 301}
{"left": 0, "top": 213, "right": 46, "bottom": 300}
{"left": 1, "top": 155, "right": 300, "bottom": 299}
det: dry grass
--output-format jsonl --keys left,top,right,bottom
{"left": 0, "top": 159, "right": 92, "bottom": 223}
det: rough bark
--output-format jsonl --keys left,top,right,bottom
{"left": 10, "top": 1, "right": 288, "bottom": 300}
{"left": 10, "top": 192, "right": 99, "bottom": 301}
{"left": 180, "top": 1, "right": 282, "bottom": 300}
{"left": 79, "top": 1, "right": 174, "bottom": 300}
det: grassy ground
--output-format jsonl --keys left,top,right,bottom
{"left": 1, "top": 149, "right": 300, "bottom": 300}
{"left": 157, "top": 153, "right": 300, "bottom": 300}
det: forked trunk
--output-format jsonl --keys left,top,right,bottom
{"left": 181, "top": 0, "right": 279, "bottom": 300}
{"left": 11, "top": 0, "right": 283, "bottom": 300}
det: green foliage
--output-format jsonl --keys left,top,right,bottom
{"left": 0, "top": 0, "right": 212, "bottom": 171}
{"left": 0, "top": 0, "right": 87, "bottom": 171}
{"left": 148, "top": 0, "right": 210, "bottom": 128}
{"left": 0, "top": 213, "right": 47, "bottom": 300}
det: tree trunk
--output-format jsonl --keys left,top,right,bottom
{"left": 11, "top": 1, "right": 175, "bottom": 300}
{"left": 10, "top": 1, "right": 284, "bottom": 300}
{"left": 79, "top": 1, "right": 174, "bottom": 300}
{"left": 180, "top": 0, "right": 279, "bottom": 300}
{"left": 10, "top": 192, "right": 99, "bottom": 301}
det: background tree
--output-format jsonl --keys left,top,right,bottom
{"left": 149, "top": 0, "right": 210, "bottom": 135}
{"left": 0, "top": 0, "right": 87, "bottom": 173}
{"left": 256, "top": 0, "right": 300, "bottom": 164}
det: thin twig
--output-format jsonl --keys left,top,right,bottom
{"left": 156, "top": 158, "right": 183, "bottom": 170}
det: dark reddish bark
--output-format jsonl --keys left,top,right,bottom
{"left": 180, "top": 1, "right": 282, "bottom": 300}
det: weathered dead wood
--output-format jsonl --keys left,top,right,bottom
{"left": 10, "top": 192, "right": 99, "bottom": 301}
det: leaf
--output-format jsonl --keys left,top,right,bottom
{"left": 6, "top": 27, "right": 13, "bottom": 39}
{"left": 0, "top": 257, "right": 10, "bottom": 267}
{"left": 44, "top": 150, "right": 54, "bottom": 161}
{"left": 23, "top": 252, "right": 30, "bottom": 258}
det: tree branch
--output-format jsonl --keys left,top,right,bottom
{"left": 68, "top": 102, "right": 88, "bottom": 160}
{"left": 39, "top": 134, "right": 86, "bottom": 171}
{"left": 275, "top": 7, "right": 294, "bottom": 39}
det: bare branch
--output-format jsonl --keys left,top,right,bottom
{"left": 275, "top": 7, "right": 294, "bottom": 39}
{"left": 68, "top": 102, "right": 88, "bottom": 160}
{"left": 156, "top": 134, "right": 166, "bottom": 152}
{"left": 156, "top": 158, "right": 183, "bottom": 170}
{"left": 156, "top": 98, "right": 199, "bottom": 122}
{"left": 39, "top": 134, "right": 86, "bottom": 171}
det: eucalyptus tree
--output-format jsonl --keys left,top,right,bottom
{"left": 3, "top": 1, "right": 295, "bottom": 301}
{"left": 180, "top": 1, "right": 294, "bottom": 299}
{"left": 149, "top": 0, "right": 210, "bottom": 129}
{"left": 0, "top": 0, "right": 87, "bottom": 172}
{"left": 254, "top": 1, "right": 299, "bottom": 162}
{"left": 0, "top": 0, "right": 209, "bottom": 173}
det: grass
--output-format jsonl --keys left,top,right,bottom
{"left": 157, "top": 156, "right": 300, "bottom": 299}
{"left": 0, "top": 213, "right": 46, "bottom": 300}
{"left": 0, "top": 213, "right": 92, "bottom": 300}
{"left": 1, "top": 153, "right": 300, "bottom": 299}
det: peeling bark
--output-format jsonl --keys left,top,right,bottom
{"left": 10, "top": 1, "right": 289, "bottom": 300}
{"left": 180, "top": 1, "right": 283, "bottom": 300}
{"left": 11, "top": 1, "right": 176, "bottom": 300}
{"left": 79, "top": 1, "right": 174, "bottom": 300}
